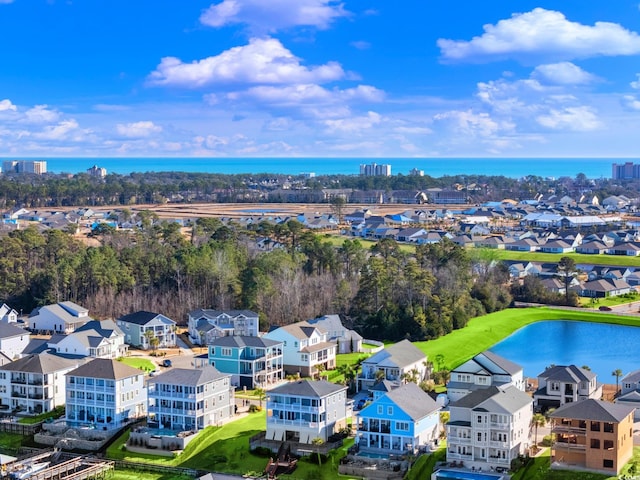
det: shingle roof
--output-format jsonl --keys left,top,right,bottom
{"left": 538, "top": 365, "right": 596, "bottom": 383}
{"left": 621, "top": 369, "right": 640, "bottom": 384}
{"left": 364, "top": 340, "right": 425, "bottom": 369}
{"left": 67, "top": 358, "right": 141, "bottom": 380}
{"left": 210, "top": 335, "right": 282, "bottom": 348}
{"left": 118, "top": 311, "right": 175, "bottom": 326}
{"left": 189, "top": 309, "right": 258, "bottom": 320}
{"left": 147, "top": 365, "right": 229, "bottom": 386}
{"left": 0, "top": 352, "right": 79, "bottom": 374}
{"left": 268, "top": 380, "right": 346, "bottom": 398}
{"left": 383, "top": 383, "right": 440, "bottom": 420}
{"left": 0, "top": 322, "right": 28, "bottom": 339}
{"left": 550, "top": 399, "right": 635, "bottom": 423}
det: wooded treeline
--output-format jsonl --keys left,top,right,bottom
{"left": 0, "top": 220, "right": 513, "bottom": 341}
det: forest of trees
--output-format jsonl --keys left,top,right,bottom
{"left": 0, "top": 220, "right": 513, "bottom": 342}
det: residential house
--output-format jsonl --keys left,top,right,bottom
{"left": 0, "top": 304, "right": 18, "bottom": 323}
{"left": 117, "top": 311, "right": 176, "bottom": 349}
{"left": 395, "top": 228, "right": 428, "bottom": 243}
{"left": 447, "top": 386, "right": 533, "bottom": 471}
{"left": 358, "top": 340, "right": 427, "bottom": 392}
{"left": 539, "top": 239, "right": 575, "bottom": 254}
{"left": 533, "top": 365, "right": 603, "bottom": 411}
{"left": 65, "top": 358, "right": 146, "bottom": 428}
{"left": 0, "top": 353, "right": 80, "bottom": 415}
{"left": 28, "top": 301, "right": 92, "bottom": 334}
{"left": 208, "top": 335, "right": 283, "bottom": 389}
{"left": 447, "top": 350, "right": 524, "bottom": 403}
{"left": 264, "top": 322, "right": 337, "bottom": 377}
{"left": 607, "top": 242, "right": 640, "bottom": 256}
{"left": 47, "top": 320, "right": 128, "bottom": 359}
{"left": 305, "top": 314, "right": 362, "bottom": 354}
{"left": 549, "top": 399, "right": 635, "bottom": 475}
{"left": 576, "top": 241, "right": 609, "bottom": 255}
{"left": 188, "top": 309, "right": 260, "bottom": 345}
{"left": 0, "top": 323, "right": 30, "bottom": 365}
{"left": 147, "top": 365, "right": 234, "bottom": 431}
{"left": 615, "top": 370, "right": 640, "bottom": 420}
{"left": 356, "top": 382, "right": 441, "bottom": 455}
{"left": 579, "top": 278, "right": 633, "bottom": 298}
{"left": 266, "top": 380, "right": 348, "bottom": 444}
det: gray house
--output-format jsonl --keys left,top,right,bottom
{"left": 116, "top": 311, "right": 176, "bottom": 350}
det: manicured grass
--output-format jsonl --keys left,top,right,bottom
{"left": 510, "top": 448, "right": 615, "bottom": 480}
{"left": 0, "top": 432, "right": 27, "bottom": 454}
{"left": 405, "top": 448, "right": 446, "bottom": 480}
{"left": 18, "top": 405, "right": 65, "bottom": 424}
{"left": 492, "top": 249, "right": 640, "bottom": 267}
{"left": 118, "top": 357, "right": 157, "bottom": 372}
{"left": 413, "top": 307, "right": 640, "bottom": 370}
{"left": 579, "top": 292, "right": 640, "bottom": 307}
{"left": 111, "top": 471, "right": 192, "bottom": 480}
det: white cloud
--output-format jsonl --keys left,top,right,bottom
{"left": 228, "top": 83, "right": 383, "bottom": 107}
{"left": 434, "top": 110, "right": 507, "bottom": 138}
{"left": 23, "top": 105, "right": 60, "bottom": 124}
{"left": 438, "top": 8, "right": 640, "bottom": 63}
{"left": 200, "top": 0, "right": 349, "bottom": 32}
{"left": 0, "top": 0, "right": 14, "bottom": 4}
{"left": 350, "top": 41, "right": 371, "bottom": 50}
{"left": 33, "top": 119, "right": 83, "bottom": 141}
{"left": 0, "top": 99, "right": 16, "bottom": 111}
{"left": 631, "top": 74, "right": 640, "bottom": 90}
{"left": 622, "top": 95, "right": 640, "bottom": 110}
{"left": 324, "top": 111, "right": 382, "bottom": 133}
{"left": 532, "top": 62, "right": 596, "bottom": 85}
{"left": 116, "top": 121, "right": 163, "bottom": 138}
{"left": 536, "top": 106, "right": 602, "bottom": 131}
{"left": 148, "top": 37, "right": 344, "bottom": 88}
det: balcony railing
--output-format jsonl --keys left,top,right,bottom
{"left": 554, "top": 442, "right": 586, "bottom": 451}
{"left": 449, "top": 436, "right": 472, "bottom": 445}
{"left": 10, "top": 378, "right": 27, "bottom": 385}
{"left": 490, "top": 440, "right": 509, "bottom": 448}
{"left": 552, "top": 425, "right": 586, "bottom": 435}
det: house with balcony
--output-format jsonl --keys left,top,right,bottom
{"left": 0, "top": 323, "right": 30, "bottom": 365}
{"left": 358, "top": 340, "right": 427, "bottom": 392}
{"left": 188, "top": 309, "right": 259, "bottom": 345}
{"left": 264, "top": 322, "right": 337, "bottom": 377}
{"left": 146, "top": 365, "right": 234, "bottom": 431}
{"left": 116, "top": 311, "right": 176, "bottom": 350}
{"left": 534, "top": 365, "right": 603, "bottom": 411}
{"left": 549, "top": 399, "right": 635, "bottom": 475}
{"left": 356, "top": 382, "right": 440, "bottom": 455}
{"left": 615, "top": 369, "right": 640, "bottom": 420}
{"left": 47, "top": 320, "right": 127, "bottom": 359}
{"left": 447, "top": 385, "right": 533, "bottom": 472}
{"left": 28, "top": 301, "right": 92, "bottom": 334}
{"left": 208, "top": 335, "right": 283, "bottom": 389}
{"left": 266, "top": 380, "right": 348, "bottom": 445}
{"left": 447, "top": 350, "right": 524, "bottom": 402}
{"left": 0, "top": 353, "right": 80, "bottom": 415}
{"left": 65, "top": 358, "right": 146, "bottom": 428}
{"left": 305, "top": 314, "right": 363, "bottom": 354}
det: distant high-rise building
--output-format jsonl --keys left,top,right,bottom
{"left": 87, "top": 165, "right": 107, "bottom": 178}
{"left": 359, "top": 162, "right": 391, "bottom": 177}
{"left": 2, "top": 160, "right": 47, "bottom": 174}
{"left": 612, "top": 162, "right": 640, "bottom": 180}
{"left": 409, "top": 168, "right": 424, "bottom": 176}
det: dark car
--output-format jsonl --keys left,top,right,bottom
{"left": 599, "top": 306, "right": 612, "bottom": 311}
{"left": 162, "top": 359, "right": 172, "bottom": 367}
{"left": 356, "top": 398, "right": 367, "bottom": 410}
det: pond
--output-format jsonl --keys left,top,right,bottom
{"left": 489, "top": 320, "right": 640, "bottom": 381}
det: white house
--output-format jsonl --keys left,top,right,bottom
{"left": 447, "top": 385, "right": 533, "bottom": 471}
{"left": 47, "top": 320, "right": 127, "bottom": 359}
{"left": 65, "top": 358, "right": 146, "bottom": 428}
{"left": 0, "top": 353, "right": 81, "bottom": 415}
{"left": 358, "top": 340, "right": 427, "bottom": 392}
{"left": 533, "top": 365, "right": 603, "bottom": 411}
{"left": 28, "top": 301, "right": 92, "bottom": 334}
{"left": 306, "top": 314, "right": 363, "bottom": 354}
{"left": 187, "top": 309, "right": 259, "bottom": 345}
{"left": 264, "top": 322, "right": 337, "bottom": 377}
{"left": 447, "top": 350, "right": 524, "bottom": 402}
{"left": 0, "top": 323, "right": 30, "bottom": 365}
{"left": 615, "top": 369, "right": 640, "bottom": 420}
{"left": 266, "top": 380, "right": 348, "bottom": 444}
{"left": 0, "top": 304, "right": 18, "bottom": 324}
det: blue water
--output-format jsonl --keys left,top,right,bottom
{"left": 489, "top": 321, "right": 640, "bottom": 381}
{"left": 435, "top": 469, "right": 504, "bottom": 480}
{"left": 0, "top": 157, "right": 626, "bottom": 178}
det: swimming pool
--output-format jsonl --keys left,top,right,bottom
{"left": 355, "top": 451, "right": 390, "bottom": 459}
{"left": 433, "top": 469, "right": 505, "bottom": 480}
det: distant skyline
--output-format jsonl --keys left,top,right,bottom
{"left": 2, "top": 2, "right": 640, "bottom": 158}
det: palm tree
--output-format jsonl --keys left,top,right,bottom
{"left": 311, "top": 437, "right": 324, "bottom": 466}
{"left": 254, "top": 387, "right": 266, "bottom": 409}
{"left": 612, "top": 369, "right": 623, "bottom": 395}
{"left": 531, "top": 413, "right": 547, "bottom": 450}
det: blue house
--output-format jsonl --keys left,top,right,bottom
{"left": 356, "top": 382, "right": 441, "bottom": 455}
{"left": 208, "top": 335, "right": 284, "bottom": 389}
{"left": 116, "top": 311, "right": 176, "bottom": 350}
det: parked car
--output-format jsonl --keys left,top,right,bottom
{"left": 162, "top": 359, "right": 172, "bottom": 367}
{"left": 356, "top": 398, "right": 367, "bottom": 410}
{"left": 599, "top": 306, "right": 612, "bottom": 311}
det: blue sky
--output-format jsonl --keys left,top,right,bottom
{"left": 2, "top": 1, "right": 640, "bottom": 158}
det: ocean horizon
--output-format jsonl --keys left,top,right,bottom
{"left": 1, "top": 157, "right": 633, "bottom": 179}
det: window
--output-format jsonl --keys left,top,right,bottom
{"left": 603, "top": 459, "right": 614, "bottom": 468}
{"left": 603, "top": 423, "right": 614, "bottom": 433}
{"left": 377, "top": 406, "right": 383, "bottom": 415}
{"left": 477, "top": 415, "right": 483, "bottom": 424}
{"left": 590, "top": 439, "right": 600, "bottom": 449}
{"left": 590, "top": 421, "right": 600, "bottom": 432}
{"left": 550, "top": 382, "right": 559, "bottom": 391}
{"left": 396, "top": 422, "right": 409, "bottom": 431}
{"left": 221, "top": 348, "right": 232, "bottom": 356}
{"left": 387, "top": 406, "right": 393, "bottom": 415}
{"left": 603, "top": 440, "right": 614, "bottom": 450}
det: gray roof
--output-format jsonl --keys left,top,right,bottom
{"left": 21, "top": 339, "right": 49, "bottom": 355}
{"left": 0, "top": 352, "right": 79, "bottom": 374}
{"left": 29, "top": 302, "right": 92, "bottom": 325}
{"left": 450, "top": 385, "right": 532, "bottom": 415}
{"left": 538, "top": 365, "right": 596, "bottom": 383}
{"left": 118, "top": 311, "right": 175, "bottom": 326}
{"left": 479, "top": 351, "right": 523, "bottom": 376}
{"left": 551, "top": 399, "right": 635, "bottom": 423}
{"left": 364, "top": 340, "right": 425, "bottom": 369}
{"left": 67, "top": 358, "right": 141, "bottom": 380}
{"left": 270, "top": 321, "right": 327, "bottom": 340}
{"left": 621, "top": 369, "right": 640, "bottom": 384}
{"left": 210, "top": 335, "right": 282, "bottom": 348}
{"left": 383, "top": 383, "right": 440, "bottom": 420}
{"left": 0, "top": 322, "right": 28, "bottom": 339}
{"left": 147, "top": 365, "right": 229, "bottom": 386}
{"left": 75, "top": 319, "right": 123, "bottom": 337}
{"left": 189, "top": 309, "right": 258, "bottom": 320}
{"left": 269, "top": 380, "right": 346, "bottom": 398}
{"left": 371, "top": 379, "right": 395, "bottom": 393}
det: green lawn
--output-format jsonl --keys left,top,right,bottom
{"left": 0, "top": 432, "right": 27, "bottom": 454}
{"left": 118, "top": 357, "right": 157, "bottom": 372}
{"left": 413, "top": 307, "right": 640, "bottom": 370}
{"left": 111, "top": 471, "right": 192, "bottom": 480}
{"left": 579, "top": 292, "right": 640, "bottom": 307}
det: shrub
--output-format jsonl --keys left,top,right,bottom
{"left": 541, "top": 434, "right": 555, "bottom": 447}
{"left": 251, "top": 446, "right": 273, "bottom": 457}
{"left": 248, "top": 404, "right": 262, "bottom": 413}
